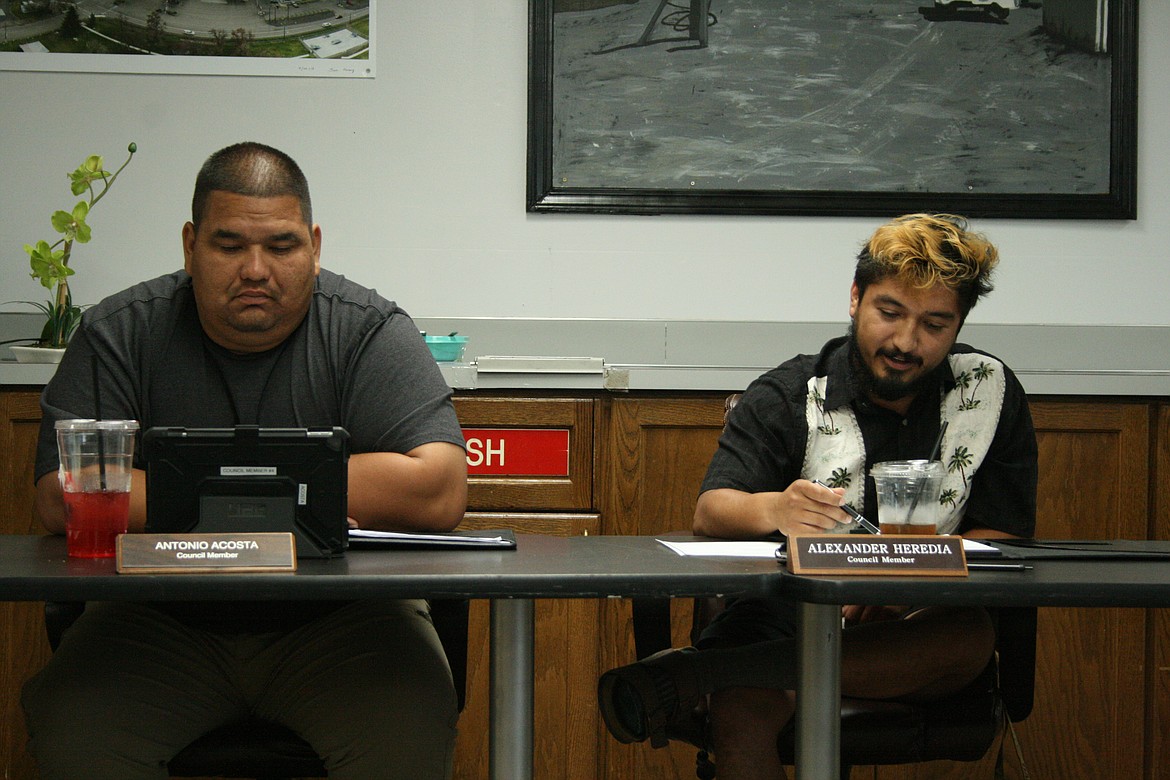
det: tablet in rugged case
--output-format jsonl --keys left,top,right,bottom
{"left": 143, "top": 426, "right": 349, "bottom": 558}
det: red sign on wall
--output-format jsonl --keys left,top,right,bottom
{"left": 462, "top": 428, "right": 571, "bottom": 476}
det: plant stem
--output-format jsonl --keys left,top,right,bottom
{"left": 88, "top": 148, "right": 136, "bottom": 211}
{"left": 51, "top": 278, "right": 71, "bottom": 348}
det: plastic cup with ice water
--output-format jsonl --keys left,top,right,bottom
{"left": 870, "top": 460, "right": 944, "bottom": 535}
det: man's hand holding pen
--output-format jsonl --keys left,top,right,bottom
{"left": 777, "top": 479, "right": 859, "bottom": 535}
{"left": 809, "top": 479, "right": 881, "bottom": 534}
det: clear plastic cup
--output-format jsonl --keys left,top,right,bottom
{"left": 55, "top": 419, "right": 139, "bottom": 558}
{"left": 870, "top": 460, "right": 944, "bottom": 535}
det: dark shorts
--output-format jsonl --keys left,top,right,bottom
{"left": 698, "top": 598, "right": 998, "bottom": 651}
{"left": 696, "top": 596, "right": 801, "bottom": 649}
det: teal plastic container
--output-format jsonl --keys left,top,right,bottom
{"left": 425, "top": 335, "right": 469, "bottom": 362}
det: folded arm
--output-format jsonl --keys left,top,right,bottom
{"left": 346, "top": 441, "right": 468, "bottom": 532}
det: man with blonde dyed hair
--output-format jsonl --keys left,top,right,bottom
{"left": 598, "top": 214, "right": 1036, "bottom": 779}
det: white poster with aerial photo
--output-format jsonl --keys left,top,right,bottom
{"left": 0, "top": 0, "right": 373, "bottom": 77}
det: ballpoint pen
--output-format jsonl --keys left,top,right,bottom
{"left": 967, "top": 562, "right": 1033, "bottom": 571}
{"left": 811, "top": 479, "right": 881, "bottom": 535}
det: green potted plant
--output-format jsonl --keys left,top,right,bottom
{"left": 7, "top": 143, "right": 137, "bottom": 363}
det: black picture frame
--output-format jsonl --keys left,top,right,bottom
{"left": 527, "top": 0, "right": 1137, "bottom": 219}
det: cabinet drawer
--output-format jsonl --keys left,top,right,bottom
{"left": 453, "top": 397, "right": 594, "bottom": 511}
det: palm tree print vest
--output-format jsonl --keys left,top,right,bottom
{"left": 801, "top": 353, "right": 1006, "bottom": 535}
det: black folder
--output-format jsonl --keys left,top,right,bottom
{"left": 990, "top": 539, "right": 1170, "bottom": 560}
{"left": 347, "top": 528, "right": 517, "bottom": 550}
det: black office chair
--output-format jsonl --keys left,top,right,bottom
{"left": 631, "top": 598, "right": 1036, "bottom": 779}
{"left": 43, "top": 598, "right": 469, "bottom": 780}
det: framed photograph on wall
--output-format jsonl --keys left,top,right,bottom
{"left": 0, "top": 1, "right": 373, "bottom": 78}
{"left": 527, "top": 0, "right": 1137, "bottom": 219}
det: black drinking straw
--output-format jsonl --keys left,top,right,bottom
{"left": 906, "top": 420, "right": 948, "bottom": 523}
{"left": 927, "top": 420, "right": 949, "bottom": 463}
{"left": 92, "top": 358, "right": 108, "bottom": 491}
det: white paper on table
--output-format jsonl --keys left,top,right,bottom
{"left": 657, "top": 539, "right": 784, "bottom": 558}
{"left": 961, "top": 539, "right": 1003, "bottom": 557}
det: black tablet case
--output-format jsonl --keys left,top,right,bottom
{"left": 143, "top": 426, "right": 349, "bottom": 558}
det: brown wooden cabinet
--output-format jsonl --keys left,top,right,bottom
{"left": 1155, "top": 404, "right": 1170, "bottom": 780}
{"left": 0, "top": 389, "right": 50, "bottom": 780}
{"left": 595, "top": 394, "right": 728, "bottom": 779}
{"left": 2, "top": 389, "right": 1170, "bottom": 780}
{"left": 594, "top": 396, "right": 1166, "bottom": 780}
{"left": 454, "top": 395, "right": 595, "bottom": 513}
{"left": 450, "top": 394, "right": 603, "bottom": 780}
{"left": 454, "top": 512, "right": 602, "bottom": 780}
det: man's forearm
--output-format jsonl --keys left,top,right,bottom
{"left": 694, "top": 488, "right": 785, "bottom": 539}
{"left": 346, "top": 443, "right": 468, "bottom": 532}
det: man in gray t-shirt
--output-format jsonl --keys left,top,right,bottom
{"left": 23, "top": 142, "right": 467, "bottom": 780}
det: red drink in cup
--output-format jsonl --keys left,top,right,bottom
{"left": 63, "top": 490, "right": 132, "bottom": 558}
{"left": 55, "top": 419, "right": 139, "bottom": 558}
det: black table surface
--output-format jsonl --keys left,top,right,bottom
{"left": 0, "top": 534, "right": 785, "bottom": 603}
{"left": 8, "top": 533, "right": 1166, "bottom": 608}
{"left": 780, "top": 554, "right": 1170, "bottom": 609}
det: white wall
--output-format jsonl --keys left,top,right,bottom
{"left": 1, "top": 1, "right": 1167, "bottom": 329}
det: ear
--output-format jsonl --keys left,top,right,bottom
{"left": 848, "top": 281, "right": 861, "bottom": 318}
{"left": 311, "top": 224, "right": 322, "bottom": 277}
{"left": 182, "top": 222, "right": 196, "bottom": 274}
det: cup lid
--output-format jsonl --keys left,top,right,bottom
{"left": 870, "top": 459, "right": 942, "bottom": 477}
{"left": 54, "top": 418, "right": 140, "bottom": 432}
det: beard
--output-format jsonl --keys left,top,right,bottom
{"left": 847, "top": 321, "right": 932, "bottom": 403}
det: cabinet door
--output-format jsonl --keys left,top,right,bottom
{"left": 454, "top": 396, "right": 594, "bottom": 511}
{"left": 873, "top": 399, "right": 1151, "bottom": 780}
{"left": 0, "top": 391, "right": 49, "bottom": 780}
{"left": 597, "top": 395, "right": 727, "bottom": 780}
{"left": 453, "top": 512, "right": 602, "bottom": 780}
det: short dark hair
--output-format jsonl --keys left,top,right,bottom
{"left": 191, "top": 142, "right": 312, "bottom": 229}
{"left": 854, "top": 213, "right": 998, "bottom": 321}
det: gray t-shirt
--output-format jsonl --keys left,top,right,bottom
{"left": 37, "top": 268, "right": 462, "bottom": 475}
{"left": 36, "top": 268, "right": 464, "bottom": 631}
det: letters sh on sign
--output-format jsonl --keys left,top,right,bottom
{"left": 462, "top": 428, "right": 571, "bottom": 476}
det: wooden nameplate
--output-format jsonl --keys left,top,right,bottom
{"left": 786, "top": 534, "right": 967, "bottom": 577}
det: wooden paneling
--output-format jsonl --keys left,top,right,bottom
{"left": 0, "top": 390, "right": 48, "bottom": 780}
{"left": 596, "top": 395, "right": 727, "bottom": 779}
{"left": 874, "top": 398, "right": 1152, "bottom": 780}
{"left": 1022, "top": 401, "right": 1149, "bottom": 779}
{"left": 1152, "top": 403, "right": 1170, "bottom": 780}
